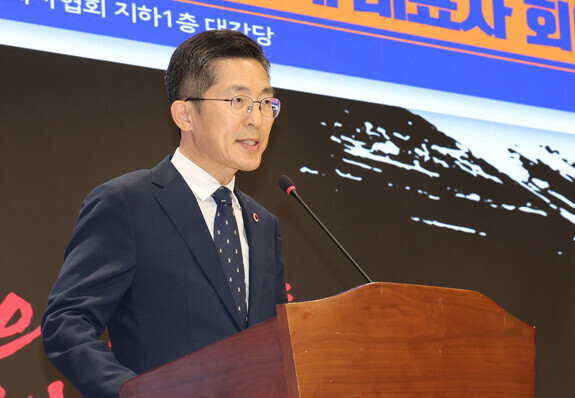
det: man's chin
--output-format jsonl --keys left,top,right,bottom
{"left": 239, "top": 165, "right": 261, "bottom": 173}
{"left": 238, "top": 158, "right": 262, "bottom": 172}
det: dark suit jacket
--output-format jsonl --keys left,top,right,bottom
{"left": 41, "top": 156, "right": 287, "bottom": 397}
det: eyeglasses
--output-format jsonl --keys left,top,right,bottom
{"left": 184, "top": 95, "right": 281, "bottom": 119}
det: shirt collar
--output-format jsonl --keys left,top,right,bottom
{"left": 171, "top": 147, "right": 236, "bottom": 202}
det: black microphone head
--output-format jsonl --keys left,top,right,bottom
{"left": 278, "top": 175, "right": 296, "bottom": 195}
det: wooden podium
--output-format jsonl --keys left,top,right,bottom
{"left": 120, "top": 282, "right": 535, "bottom": 397}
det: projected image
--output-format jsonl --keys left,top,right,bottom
{"left": 301, "top": 107, "right": 575, "bottom": 238}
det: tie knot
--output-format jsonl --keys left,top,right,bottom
{"left": 212, "top": 186, "right": 233, "bottom": 206}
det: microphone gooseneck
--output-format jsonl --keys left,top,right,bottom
{"left": 277, "top": 175, "right": 373, "bottom": 284}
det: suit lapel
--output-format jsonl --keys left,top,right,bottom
{"left": 151, "top": 157, "right": 243, "bottom": 329}
{"left": 235, "top": 189, "right": 266, "bottom": 326}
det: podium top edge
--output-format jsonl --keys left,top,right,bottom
{"left": 281, "top": 282, "right": 535, "bottom": 330}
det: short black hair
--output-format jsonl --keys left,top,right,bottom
{"left": 165, "top": 29, "right": 271, "bottom": 104}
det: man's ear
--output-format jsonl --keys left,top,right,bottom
{"left": 170, "top": 100, "right": 194, "bottom": 132}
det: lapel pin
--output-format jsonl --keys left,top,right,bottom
{"left": 252, "top": 213, "right": 259, "bottom": 223}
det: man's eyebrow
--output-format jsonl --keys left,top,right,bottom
{"left": 260, "top": 87, "right": 274, "bottom": 96}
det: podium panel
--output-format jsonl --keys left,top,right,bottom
{"left": 281, "top": 283, "right": 535, "bottom": 397}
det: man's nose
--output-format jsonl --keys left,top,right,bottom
{"left": 245, "top": 104, "right": 263, "bottom": 126}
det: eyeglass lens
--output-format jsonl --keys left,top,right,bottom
{"left": 230, "top": 95, "right": 280, "bottom": 119}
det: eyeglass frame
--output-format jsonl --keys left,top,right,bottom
{"left": 184, "top": 95, "right": 281, "bottom": 119}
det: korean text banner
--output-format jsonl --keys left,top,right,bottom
{"left": 1, "top": 0, "right": 574, "bottom": 112}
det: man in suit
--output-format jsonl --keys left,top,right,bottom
{"left": 41, "top": 29, "right": 287, "bottom": 397}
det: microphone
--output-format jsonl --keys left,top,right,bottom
{"left": 277, "top": 175, "right": 373, "bottom": 284}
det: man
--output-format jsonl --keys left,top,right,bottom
{"left": 41, "top": 29, "right": 287, "bottom": 397}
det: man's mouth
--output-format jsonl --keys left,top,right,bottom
{"left": 237, "top": 139, "right": 258, "bottom": 146}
